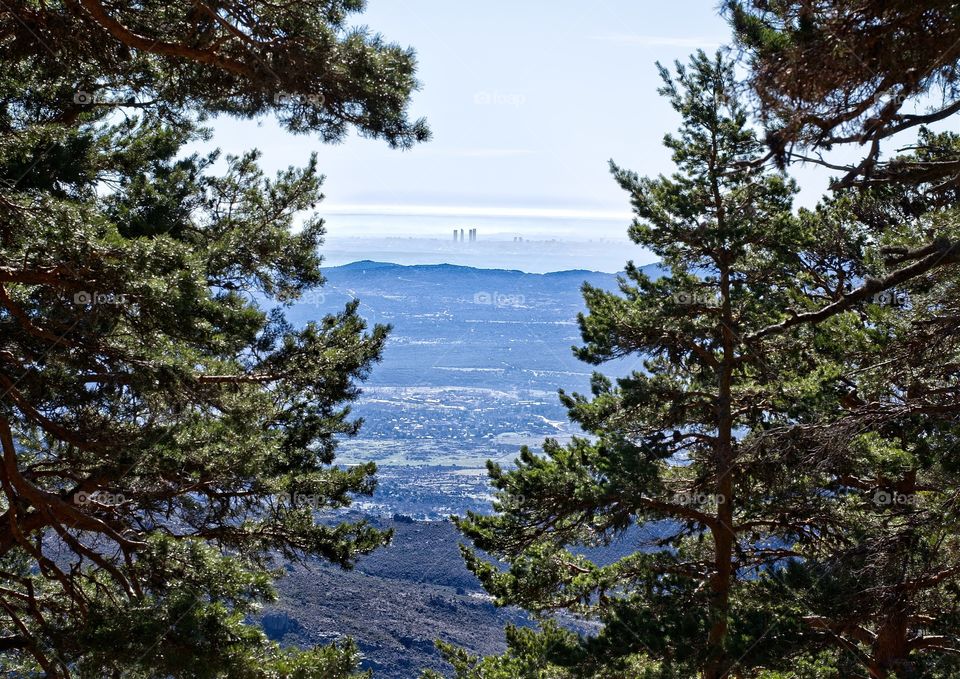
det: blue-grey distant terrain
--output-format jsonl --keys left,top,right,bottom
{"left": 267, "top": 260, "right": 663, "bottom": 678}
{"left": 284, "top": 260, "right": 659, "bottom": 517}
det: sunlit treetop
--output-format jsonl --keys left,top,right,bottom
{"left": 1, "top": 0, "right": 430, "bottom": 147}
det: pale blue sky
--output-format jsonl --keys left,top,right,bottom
{"left": 203, "top": 1, "right": 835, "bottom": 269}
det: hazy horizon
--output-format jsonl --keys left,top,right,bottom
{"left": 201, "top": 0, "right": 840, "bottom": 277}
{"left": 319, "top": 234, "right": 655, "bottom": 273}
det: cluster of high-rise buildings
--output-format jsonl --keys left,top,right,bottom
{"left": 453, "top": 228, "right": 477, "bottom": 242}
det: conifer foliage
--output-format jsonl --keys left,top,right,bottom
{"left": 457, "top": 52, "right": 835, "bottom": 678}
{"left": 0, "top": 0, "right": 426, "bottom": 675}
{"left": 454, "top": 46, "right": 960, "bottom": 678}
{"left": 727, "top": 0, "right": 960, "bottom": 189}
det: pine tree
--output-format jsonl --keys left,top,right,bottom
{"left": 455, "top": 51, "right": 858, "bottom": 678}
{"left": 726, "top": 0, "right": 960, "bottom": 189}
{"left": 0, "top": 1, "right": 427, "bottom": 675}
{"left": 746, "top": 147, "right": 960, "bottom": 678}
{"left": 725, "top": 4, "right": 960, "bottom": 668}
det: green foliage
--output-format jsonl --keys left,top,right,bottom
{"left": 452, "top": 48, "right": 960, "bottom": 679}
{"left": 422, "top": 623, "right": 668, "bottom": 679}
{"left": 455, "top": 51, "right": 831, "bottom": 678}
{"left": 0, "top": 0, "right": 429, "bottom": 147}
{"left": 727, "top": 0, "right": 960, "bottom": 188}
{"left": 0, "top": 0, "right": 426, "bottom": 675}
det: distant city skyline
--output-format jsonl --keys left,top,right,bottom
{"left": 202, "top": 0, "right": 838, "bottom": 271}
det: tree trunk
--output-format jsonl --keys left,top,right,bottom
{"left": 704, "top": 472, "right": 735, "bottom": 679}
{"left": 704, "top": 260, "right": 736, "bottom": 679}
{"left": 871, "top": 612, "right": 909, "bottom": 678}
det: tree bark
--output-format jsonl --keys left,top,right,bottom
{"left": 704, "top": 257, "right": 736, "bottom": 679}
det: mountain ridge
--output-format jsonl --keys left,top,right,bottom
{"left": 324, "top": 259, "right": 663, "bottom": 278}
